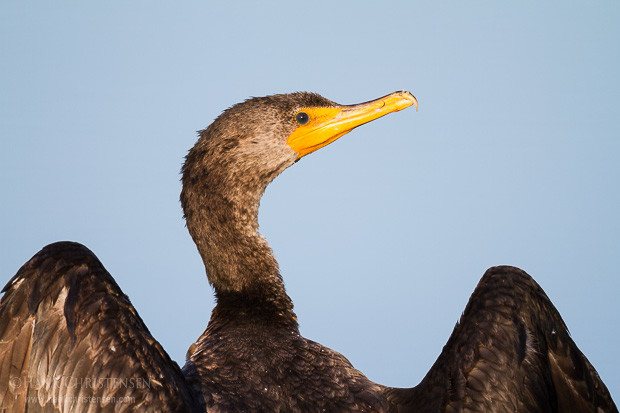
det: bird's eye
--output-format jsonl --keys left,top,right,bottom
{"left": 296, "top": 112, "right": 310, "bottom": 125}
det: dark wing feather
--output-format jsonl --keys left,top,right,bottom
{"left": 385, "top": 266, "right": 617, "bottom": 413}
{"left": 0, "top": 241, "right": 198, "bottom": 412}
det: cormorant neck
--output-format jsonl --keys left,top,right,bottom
{"left": 181, "top": 150, "right": 297, "bottom": 327}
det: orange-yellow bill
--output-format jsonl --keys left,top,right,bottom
{"left": 286, "top": 91, "right": 418, "bottom": 159}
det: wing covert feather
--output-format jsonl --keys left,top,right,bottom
{"left": 385, "top": 266, "right": 617, "bottom": 413}
{"left": 0, "top": 241, "right": 197, "bottom": 412}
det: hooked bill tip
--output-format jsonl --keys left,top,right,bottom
{"left": 397, "top": 91, "right": 418, "bottom": 112}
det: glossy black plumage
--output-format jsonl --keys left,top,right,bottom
{"left": 0, "top": 92, "right": 616, "bottom": 412}
{"left": 386, "top": 266, "right": 616, "bottom": 412}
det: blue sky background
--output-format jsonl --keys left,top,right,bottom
{"left": 1, "top": 1, "right": 619, "bottom": 402}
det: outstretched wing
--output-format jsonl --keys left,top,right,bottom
{"left": 0, "top": 241, "right": 198, "bottom": 412}
{"left": 385, "top": 266, "right": 617, "bottom": 413}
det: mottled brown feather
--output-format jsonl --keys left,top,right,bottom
{"left": 0, "top": 242, "right": 197, "bottom": 412}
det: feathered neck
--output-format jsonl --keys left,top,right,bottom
{"left": 181, "top": 133, "right": 297, "bottom": 327}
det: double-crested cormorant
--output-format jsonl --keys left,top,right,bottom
{"left": 0, "top": 91, "right": 616, "bottom": 412}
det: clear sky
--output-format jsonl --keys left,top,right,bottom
{"left": 1, "top": 0, "right": 619, "bottom": 402}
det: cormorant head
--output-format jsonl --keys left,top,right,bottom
{"left": 182, "top": 91, "right": 417, "bottom": 201}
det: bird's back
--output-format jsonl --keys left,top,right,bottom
{"left": 183, "top": 312, "right": 388, "bottom": 413}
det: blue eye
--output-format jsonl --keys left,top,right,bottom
{"left": 296, "top": 112, "right": 310, "bottom": 125}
